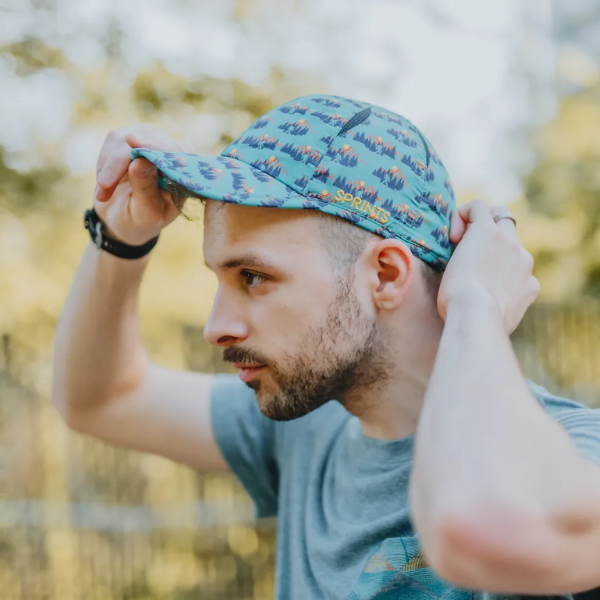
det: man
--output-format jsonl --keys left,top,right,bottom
{"left": 52, "top": 94, "right": 600, "bottom": 599}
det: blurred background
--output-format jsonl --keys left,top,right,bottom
{"left": 1, "top": 0, "right": 600, "bottom": 598}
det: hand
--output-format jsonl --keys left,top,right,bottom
{"left": 93, "top": 124, "right": 194, "bottom": 246}
{"left": 437, "top": 200, "right": 540, "bottom": 333}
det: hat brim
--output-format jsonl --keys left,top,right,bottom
{"left": 130, "top": 148, "right": 449, "bottom": 270}
{"left": 131, "top": 148, "right": 309, "bottom": 210}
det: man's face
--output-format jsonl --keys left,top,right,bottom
{"left": 203, "top": 202, "right": 389, "bottom": 421}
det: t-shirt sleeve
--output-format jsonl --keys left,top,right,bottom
{"left": 528, "top": 380, "right": 600, "bottom": 468}
{"left": 210, "top": 374, "right": 279, "bottom": 518}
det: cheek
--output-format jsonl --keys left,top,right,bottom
{"left": 249, "top": 284, "right": 328, "bottom": 343}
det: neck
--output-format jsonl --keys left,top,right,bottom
{"left": 345, "top": 297, "right": 445, "bottom": 441}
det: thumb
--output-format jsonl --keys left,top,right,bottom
{"left": 449, "top": 210, "right": 467, "bottom": 244}
{"left": 457, "top": 198, "right": 494, "bottom": 226}
{"left": 128, "top": 157, "right": 166, "bottom": 210}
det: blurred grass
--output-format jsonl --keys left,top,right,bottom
{"left": 0, "top": 303, "right": 599, "bottom": 599}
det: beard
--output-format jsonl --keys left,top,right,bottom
{"left": 223, "top": 272, "right": 390, "bottom": 421}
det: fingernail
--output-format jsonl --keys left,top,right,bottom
{"left": 135, "top": 169, "right": 154, "bottom": 180}
{"left": 95, "top": 185, "right": 106, "bottom": 201}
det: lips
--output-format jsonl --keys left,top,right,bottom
{"left": 230, "top": 362, "right": 264, "bottom": 369}
{"left": 231, "top": 363, "right": 266, "bottom": 383}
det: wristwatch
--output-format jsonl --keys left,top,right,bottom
{"left": 84, "top": 208, "right": 159, "bottom": 260}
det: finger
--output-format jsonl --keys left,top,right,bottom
{"left": 494, "top": 217, "right": 516, "bottom": 229}
{"left": 96, "top": 144, "right": 138, "bottom": 201}
{"left": 521, "top": 249, "right": 534, "bottom": 275}
{"left": 96, "top": 134, "right": 160, "bottom": 195}
{"left": 126, "top": 133, "right": 193, "bottom": 153}
{"left": 449, "top": 209, "right": 467, "bottom": 244}
{"left": 457, "top": 199, "right": 495, "bottom": 227}
{"left": 96, "top": 132, "right": 188, "bottom": 201}
{"left": 493, "top": 222, "right": 520, "bottom": 248}
{"left": 96, "top": 133, "right": 190, "bottom": 203}
{"left": 529, "top": 276, "right": 541, "bottom": 302}
{"left": 490, "top": 206, "right": 518, "bottom": 236}
{"left": 128, "top": 157, "right": 165, "bottom": 210}
{"left": 125, "top": 133, "right": 151, "bottom": 150}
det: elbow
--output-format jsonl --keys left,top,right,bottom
{"left": 424, "top": 503, "right": 549, "bottom": 589}
{"left": 51, "top": 392, "right": 84, "bottom": 431}
{"left": 50, "top": 384, "right": 70, "bottom": 425}
{"left": 51, "top": 388, "right": 101, "bottom": 433}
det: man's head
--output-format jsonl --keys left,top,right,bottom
{"left": 192, "top": 197, "right": 440, "bottom": 421}
{"left": 133, "top": 93, "right": 454, "bottom": 420}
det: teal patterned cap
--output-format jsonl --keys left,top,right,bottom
{"left": 132, "top": 94, "right": 456, "bottom": 270}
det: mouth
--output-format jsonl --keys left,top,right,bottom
{"left": 231, "top": 363, "right": 267, "bottom": 383}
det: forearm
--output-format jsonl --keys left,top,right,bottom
{"left": 52, "top": 242, "right": 151, "bottom": 419}
{"left": 411, "top": 292, "right": 597, "bottom": 553}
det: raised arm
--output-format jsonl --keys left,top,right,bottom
{"left": 52, "top": 125, "right": 229, "bottom": 472}
{"left": 410, "top": 200, "right": 600, "bottom": 594}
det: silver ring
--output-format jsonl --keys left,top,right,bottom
{"left": 493, "top": 214, "right": 517, "bottom": 227}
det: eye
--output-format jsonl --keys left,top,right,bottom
{"left": 241, "top": 270, "right": 267, "bottom": 289}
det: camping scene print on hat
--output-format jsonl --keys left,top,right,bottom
{"left": 132, "top": 94, "right": 456, "bottom": 270}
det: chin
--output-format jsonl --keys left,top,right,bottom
{"left": 257, "top": 389, "right": 327, "bottom": 422}
{"left": 245, "top": 372, "right": 333, "bottom": 421}
{"left": 256, "top": 392, "right": 296, "bottom": 422}
{"left": 250, "top": 387, "right": 299, "bottom": 421}
{"left": 244, "top": 380, "right": 280, "bottom": 418}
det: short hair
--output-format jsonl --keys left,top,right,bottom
{"left": 164, "top": 178, "right": 207, "bottom": 215}
{"left": 165, "top": 178, "right": 443, "bottom": 300}
{"left": 312, "top": 211, "right": 443, "bottom": 301}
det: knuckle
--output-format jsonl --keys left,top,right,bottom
{"left": 110, "top": 124, "right": 142, "bottom": 142}
{"left": 530, "top": 277, "right": 541, "bottom": 298}
{"left": 107, "top": 127, "right": 124, "bottom": 140}
{"left": 508, "top": 236, "right": 521, "bottom": 251}
{"left": 499, "top": 231, "right": 520, "bottom": 250}
{"left": 490, "top": 227, "right": 504, "bottom": 244}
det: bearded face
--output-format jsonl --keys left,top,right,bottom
{"left": 223, "top": 271, "right": 388, "bottom": 421}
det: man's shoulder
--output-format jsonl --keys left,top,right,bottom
{"left": 527, "top": 379, "right": 600, "bottom": 469}
{"left": 526, "top": 379, "right": 597, "bottom": 414}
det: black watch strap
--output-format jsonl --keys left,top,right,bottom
{"left": 84, "top": 208, "right": 159, "bottom": 260}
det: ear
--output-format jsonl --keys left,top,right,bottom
{"left": 368, "top": 239, "right": 414, "bottom": 310}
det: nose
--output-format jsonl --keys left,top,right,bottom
{"left": 203, "top": 290, "right": 249, "bottom": 347}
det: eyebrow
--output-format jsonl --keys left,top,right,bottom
{"left": 205, "top": 253, "right": 278, "bottom": 272}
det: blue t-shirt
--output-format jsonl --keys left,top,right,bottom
{"left": 210, "top": 376, "right": 600, "bottom": 600}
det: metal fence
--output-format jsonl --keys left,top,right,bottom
{"left": 0, "top": 303, "right": 599, "bottom": 600}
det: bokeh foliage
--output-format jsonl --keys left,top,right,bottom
{"left": 521, "top": 83, "right": 600, "bottom": 299}
{"left": 1, "top": 1, "right": 600, "bottom": 598}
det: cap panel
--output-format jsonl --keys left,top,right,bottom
{"left": 367, "top": 106, "right": 454, "bottom": 264}
{"left": 220, "top": 96, "right": 365, "bottom": 195}
{"left": 303, "top": 107, "right": 453, "bottom": 265}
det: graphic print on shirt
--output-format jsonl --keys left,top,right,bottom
{"left": 349, "top": 536, "right": 472, "bottom": 600}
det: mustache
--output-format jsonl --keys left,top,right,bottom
{"left": 223, "top": 346, "right": 271, "bottom": 366}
